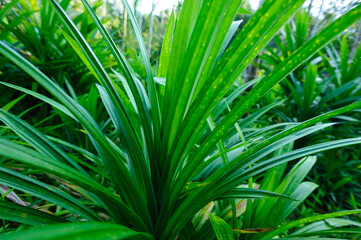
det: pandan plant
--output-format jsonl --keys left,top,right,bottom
{"left": 1, "top": 0, "right": 361, "bottom": 239}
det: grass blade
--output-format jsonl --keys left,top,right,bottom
{"left": 0, "top": 200, "right": 66, "bottom": 226}
{"left": 2, "top": 222, "right": 155, "bottom": 240}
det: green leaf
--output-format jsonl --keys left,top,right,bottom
{"left": 43, "top": 1, "right": 154, "bottom": 222}
{"left": 219, "top": 188, "right": 297, "bottom": 201}
{"left": 167, "top": 128, "right": 361, "bottom": 239}
{"left": 253, "top": 156, "right": 317, "bottom": 228}
{"left": 77, "top": 0, "right": 157, "bottom": 183}
{"left": 291, "top": 218, "right": 361, "bottom": 236}
{"left": 2, "top": 222, "right": 155, "bottom": 240}
{"left": 176, "top": 2, "right": 361, "bottom": 189}
{"left": 274, "top": 238, "right": 344, "bottom": 240}
{"left": 0, "top": 200, "right": 66, "bottom": 226}
{"left": 233, "top": 228, "right": 275, "bottom": 234}
{"left": 2, "top": 94, "right": 26, "bottom": 112}
{"left": 303, "top": 64, "right": 317, "bottom": 112}
{"left": 120, "top": 0, "right": 161, "bottom": 150}
{"left": 0, "top": 138, "right": 146, "bottom": 231}
{"left": 0, "top": 167, "right": 101, "bottom": 221}
{"left": 165, "top": 1, "right": 308, "bottom": 212}
{"left": 238, "top": 7, "right": 252, "bottom": 15}
{"left": 260, "top": 209, "right": 361, "bottom": 239}
{"left": 180, "top": 182, "right": 211, "bottom": 198}
{"left": 0, "top": 82, "right": 74, "bottom": 119}
{"left": 209, "top": 213, "right": 235, "bottom": 240}
{"left": 158, "top": 10, "right": 175, "bottom": 78}
{"left": 340, "top": 35, "right": 349, "bottom": 83}
{"left": 162, "top": 0, "right": 201, "bottom": 127}
{"left": 0, "top": 0, "right": 21, "bottom": 20}
{"left": 161, "top": 0, "right": 242, "bottom": 157}
{"left": 0, "top": 40, "right": 149, "bottom": 232}
{"left": 0, "top": 109, "right": 85, "bottom": 173}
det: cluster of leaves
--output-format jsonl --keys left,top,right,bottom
{"left": 259, "top": 8, "right": 361, "bottom": 215}
{"left": 0, "top": 0, "right": 361, "bottom": 239}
